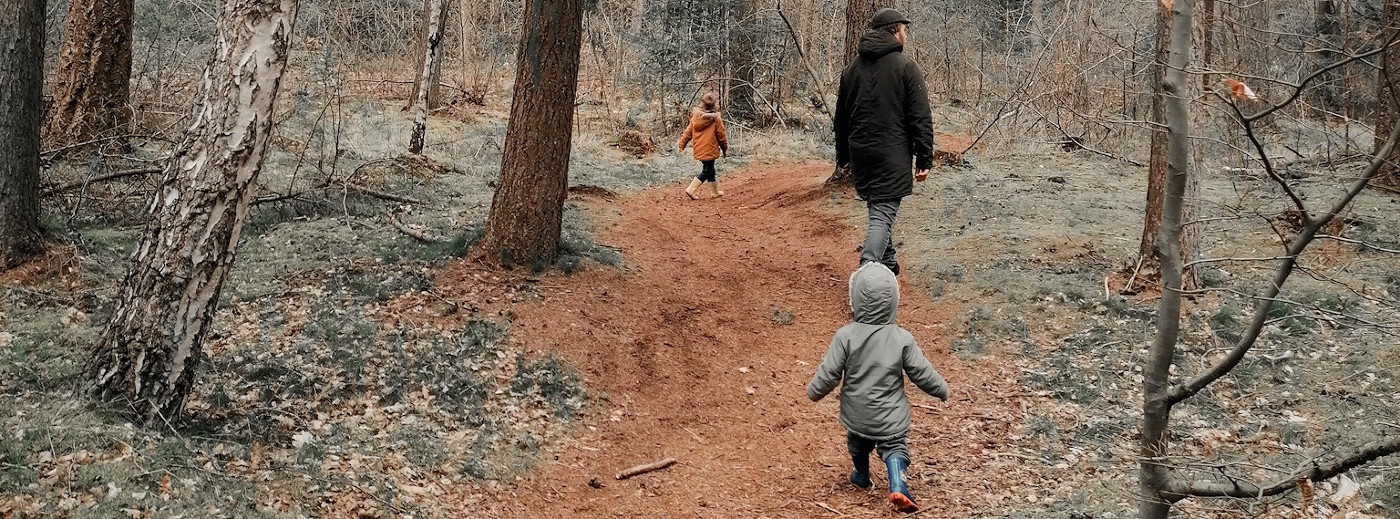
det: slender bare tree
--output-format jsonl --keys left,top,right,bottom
{"left": 44, "top": 0, "right": 134, "bottom": 148}
{"left": 0, "top": 0, "right": 45, "bottom": 268}
{"left": 408, "top": 0, "right": 451, "bottom": 113}
{"left": 476, "top": 0, "right": 583, "bottom": 267}
{"left": 409, "top": 0, "right": 449, "bottom": 154}
{"left": 88, "top": 0, "right": 300, "bottom": 426}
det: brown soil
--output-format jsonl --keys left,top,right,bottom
{"left": 443, "top": 163, "right": 1043, "bottom": 517}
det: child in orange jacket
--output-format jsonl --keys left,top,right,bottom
{"left": 677, "top": 93, "right": 729, "bottom": 199}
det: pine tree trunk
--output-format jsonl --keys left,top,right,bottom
{"left": 1141, "top": 0, "right": 1193, "bottom": 517}
{"left": 1378, "top": 0, "right": 1400, "bottom": 186}
{"left": 0, "top": 0, "right": 45, "bottom": 268}
{"left": 409, "top": 0, "right": 448, "bottom": 154}
{"left": 476, "top": 0, "right": 582, "bottom": 267}
{"left": 407, "top": 0, "right": 450, "bottom": 113}
{"left": 43, "top": 0, "right": 134, "bottom": 148}
{"left": 842, "top": 0, "right": 879, "bottom": 62}
{"left": 87, "top": 0, "right": 299, "bottom": 427}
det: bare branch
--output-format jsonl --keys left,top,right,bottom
{"left": 1167, "top": 120, "right": 1400, "bottom": 406}
{"left": 1168, "top": 436, "right": 1400, "bottom": 500}
{"left": 1243, "top": 36, "right": 1400, "bottom": 124}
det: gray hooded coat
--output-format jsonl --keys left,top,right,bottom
{"left": 807, "top": 262, "right": 949, "bottom": 440}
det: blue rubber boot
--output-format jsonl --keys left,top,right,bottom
{"left": 885, "top": 455, "right": 918, "bottom": 513}
{"left": 849, "top": 452, "right": 872, "bottom": 489}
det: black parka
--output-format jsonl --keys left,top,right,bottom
{"left": 834, "top": 30, "right": 936, "bottom": 202}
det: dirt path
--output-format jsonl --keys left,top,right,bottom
{"left": 452, "top": 163, "right": 1039, "bottom": 517}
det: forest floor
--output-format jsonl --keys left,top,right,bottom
{"left": 4, "top": 97, "right": 1400, "bottom": 518}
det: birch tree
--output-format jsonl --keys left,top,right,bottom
{"left": 88, "top": 0, "right": 300, "bottom": 426}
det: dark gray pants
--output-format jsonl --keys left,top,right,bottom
{"left": 861, "top": 199, "right": 901, "bottom": 270}
{"left": 847, "top": 431, "right": 910, "bottom": 463}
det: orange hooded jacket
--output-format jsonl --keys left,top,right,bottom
{"left": 678, "top": 109, "right": 728, "bottom": 161}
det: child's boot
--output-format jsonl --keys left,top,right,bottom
{"left": 685, "top": 179, "right": 701, "bottom": 200}
{"left": 849, "top": 452, "right": 872, "bottom": 489}
{"left": 709, "top": 181, "right": 724, "bottom": 197}
{"left": 885, "top": 455, "right": 918, "bottom": 513}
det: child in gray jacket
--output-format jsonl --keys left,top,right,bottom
{"left": 808, "top": 262, "right": 949, "bottom": 513}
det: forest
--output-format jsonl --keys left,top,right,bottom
{"left": 1, "top": 0, "right": 1399, "bottom": 517}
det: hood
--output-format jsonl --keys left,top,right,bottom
{"left": 849, "top": 262, "right": 899, "bottom": 325}
{"left": 690, "top": 108, "right": 719, "bottom": 130}
{"left": 857, "top": 30, "right": 903, "bottom": 61}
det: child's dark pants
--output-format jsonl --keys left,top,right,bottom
{"left": 847, "top": 431, "right": 909, "bottom": 463}
{"left": 697, "top": 160, "right": 717, "bottom": 182}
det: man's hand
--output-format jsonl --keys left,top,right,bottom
{"left": 914, "top": 169, "right": 930, "bottom": 182}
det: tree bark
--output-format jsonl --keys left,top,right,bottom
{"left": 43, "top": 0, "right": 134, "bottom": 148}
{"left": 475, "top": 0, "right": 582, "bottom": 267}
{"left": 0, "top": 0, "right": 45, "bottom": 268}
{"left": 843, "top": 0, "right": 879, "bottom": 62}
{"left": 1141, "top": 0, "right": 1193, "bottom": 517}
{"left": 409, "top": 0, "right": 448, "bottom": 154}
{"left": 1138, "top": 5, "right": 1199, "bottom": 291}
{"left": 87, "top": 0, "right": 299, "bottom": 427}
{"left": 1378, "top": 0, "right": 1400, "bottom": 186}
{"left": 407, "top": 0, "right": 450, "bottom": 113}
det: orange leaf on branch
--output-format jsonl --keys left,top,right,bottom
{"left": 1224, "top": 78, "right": 1259, "bottom": 102}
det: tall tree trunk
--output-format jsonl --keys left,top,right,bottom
{"left": 1140, "top": 7, "right": 1171, "bottom": 268}
{"left": 1138, "top": 5, "right": 1199, "bottom": 291}
{"left": 87, "top": 0, "right": 299, "bottom": 427}
{"left": 1200, "top": 0, "right": 1215, "bottom": 90}
{"left": 476, "top": 0, "right": 582, "bottom": 267}
{"left": 407, "top": 0, "right": 450, "bottom": 113}
{"left": 409, "top": 0, "right": 448, "bottom": 154}
{"left": 1378, "top": 0, "right": 1400, "bottom": 186}
{"left": 0, "top": 0, "right": 45, "bottom": 268}
{"left": 842, "top": 0, "right": 879, "bottom": 62}
{"left": 43, "top": 0, "right": 134, "bottom": 148}
{"left": 1141, "top": 0, "right": 1193, "bottom": 517}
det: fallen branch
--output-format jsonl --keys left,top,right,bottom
{"left": 1167, "top": 436, "right": 1400, "bottom": 500}
{"left": 40, "top": 167, "right": 164, "bottom": 197}
{"left": 387, "top": 212, "right": 439, "bottom": 243}
{"left": 615, "top": 457, "right": 677, "bottom": 480}
{"left": 347, "top": 183, "right": 422, "bottom": 205}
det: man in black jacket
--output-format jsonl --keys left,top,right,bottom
{"left": 835, "top": 8, "right": 936, "bottom": 276}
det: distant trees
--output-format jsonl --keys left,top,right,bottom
{"left": 476, "top": 0, "right": 584, "bottom": 267}
{"left": 0, "top": 0, "right": 45, "bottom": 268}
{"left": 44, "top": 0, "right": 135, "bottom": 147}
{"left": 88, "top": 0, "right": 300, "bottom": 426}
